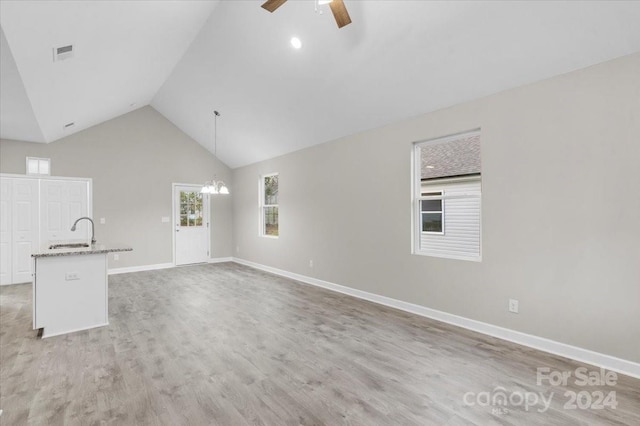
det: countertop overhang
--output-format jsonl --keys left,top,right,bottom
{"left": 32, "top": 243, "right": 133, "bottom": 258}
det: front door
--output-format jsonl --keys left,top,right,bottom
{"left": 174, "top": 185, "right": 209, "bottom": 266}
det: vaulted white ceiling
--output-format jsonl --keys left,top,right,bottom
{"left": 2, "top": 1, "right": 640, "bottom": 168}
{"left": 0, "top": 0, "right": 219, "bottom": 143}
{"left": 1, "top": 28, "right": 44, "bottom": 143}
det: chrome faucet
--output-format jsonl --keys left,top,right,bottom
{"left": 71, "top": 217, "right": 96, "bottom": 244}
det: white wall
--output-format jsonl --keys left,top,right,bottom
{"left": 232, "top": 53, "right": 640, "bottom": 363}
{"left": 0, "top": 106, "right": 233, "bottom": 268}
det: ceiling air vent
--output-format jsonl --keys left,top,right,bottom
{"left": 53, "top": 44, "right": 74, "bottom": 62}
{"left": 63, "top": 122, "right": 75, "bottom": 130}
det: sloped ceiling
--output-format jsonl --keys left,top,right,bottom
{"left": 152, "top": 0, "right": 640, "bottom": 168}
{"left": 0, "top": 28, "right": 44, "bottom": 143}
{"left": 0, "top": 0, "right": 219, "bottom": 143}
{"left": 2, "top": 1, "right": 640, "bottom": 168}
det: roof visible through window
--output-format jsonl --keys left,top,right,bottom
{"left": 420, "top": 134, "right": 480, "bottom": 181}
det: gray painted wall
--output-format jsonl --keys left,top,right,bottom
{"left": 232, "top": 53, "right": 640, "bottom": 363}
{"left": 0, "top": 106, "right": 233, "bottom": 268}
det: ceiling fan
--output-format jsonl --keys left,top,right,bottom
{"left": 261, "top": 0, "right": 352, "bottom": 29}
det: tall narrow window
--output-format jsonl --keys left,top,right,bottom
{"left": 260, "top": 173, "right": 279, "bottom": 237}
{"left": 414, "top": 130, "right": 481, "bottom": 261}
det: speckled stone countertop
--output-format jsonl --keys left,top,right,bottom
{"left": 32, "top": 243, "right": 133, "bottom": 258}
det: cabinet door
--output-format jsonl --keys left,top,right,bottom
{"left": 0, "top": 178, "right": 11, "bottom": 285}
{"left": 40, "top": 180, "right": 89, "bottom": 244}
{"left": 12, "top": 178, "right": 39, "bottom": 284}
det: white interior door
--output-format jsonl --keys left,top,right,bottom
{"left": 12, "top": 178, "right": 39, "bottom": 284}
{"left": 0, "top": 178, "right": 12, "bottom": 285}
{"left": 40, "top": 179, "right": 89, "bottom": 245}
{"left": 174, "top": 185, "right": 209, "bottom": 265}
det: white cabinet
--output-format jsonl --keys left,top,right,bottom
{"left": 0, "top": 175, "right": 91, "bottom": 285}
{"left": 33, "top": 253, "right": 108, "bottom": 337}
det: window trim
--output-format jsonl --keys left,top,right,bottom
{"left": 259, "top": 172, "right": 279, "bottom": 238}
{"left": 412, "top": 129, "right": 482, "bottom": 262}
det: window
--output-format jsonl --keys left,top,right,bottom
{"left": 26, "top": 157, "right": 50, "bottom": 176}
{"left": 179, "top": 190, "right": 204, "bottom": 227}
{"left": 260, "top": 173, "right": 279, "bottom": 237}
{"left": 414, "top": 130, "right": 481, "bottom": 261}
{"left": 421, "top": 191, "right": 443, "bottom": 233}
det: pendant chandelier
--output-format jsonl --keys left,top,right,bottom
{"left": 201, "top": 110, "right": 229, "bottom": 195}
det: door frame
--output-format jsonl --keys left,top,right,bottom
{"left": 171, "top": 183, "right": 211, "bottom": 266}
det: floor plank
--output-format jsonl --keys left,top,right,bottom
{"left": 1, "top": 263, "right": 638, "bottom": 425}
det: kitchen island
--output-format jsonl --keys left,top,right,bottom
{"left": 31, "top": 243, "right": 132, "bottom": 338}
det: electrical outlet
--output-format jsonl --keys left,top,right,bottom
{"left": 309, "top": 260, "right": 313, "bottom": 268}
{"left": 509, "top": 299, "right": 519, "bottom": 314}
{"left": 65, "top": 272, "right": 79, "bottom": 281}
{"left": 161, "top": 216, "right": 170, "bottom": 223}
{"left": 113, "top": 254, "right": 119, "bottom": 261}
{"left": 99, "top": 217, "right": 106, "bottom": 224}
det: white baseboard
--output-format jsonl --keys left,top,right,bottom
{"left": 232, "top": 257, "right": 640, "bottom": 379}
{"left": 208, "top": 257, "right": 233, "bottom": 264}
{"left": 42, "top": 322, "right": 109, "bottom": 339}
{"left": 108, "top": 262, "right": 174, "bottom": 275}
{"left": 0, "top": 281, "right": 30, "bottom": 286}
{"left": 108, "top": 258, "right": 233, "bottom": 275}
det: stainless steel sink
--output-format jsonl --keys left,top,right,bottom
{"left": 49, "top": 243, "right": 90, "bottom": 249}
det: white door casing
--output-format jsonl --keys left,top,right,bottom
{"left": 174, "top": 184, "right": 209, "bottom": 266}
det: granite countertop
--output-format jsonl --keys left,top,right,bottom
{"left": 32, "top": 243, "right": 133, "bottom": 258}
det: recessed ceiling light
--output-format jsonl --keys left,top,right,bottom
{"left": 318, "top": 0, "right": 333, "bottom": 4}
{"left": 290, "top": 37, "right": 302, "bottom": 49}
{"left": 426, "top": 165, "right": 435, "bottom": 169}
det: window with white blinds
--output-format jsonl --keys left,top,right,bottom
{"left": 414, "top": 131, "right": 481, "bottom": 261}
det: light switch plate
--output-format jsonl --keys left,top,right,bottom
{"left": 100, "top": 217, "right": 106, "bottom": 224}
{"left": 161, "top": 216, "right": 170, "bottom": 223}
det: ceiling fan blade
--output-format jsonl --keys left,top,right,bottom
{"left": 261, "top": 0, "right": 287, "bottom": 13}
{"left": 329, "top": 0, "right": 352, "bottom": 28}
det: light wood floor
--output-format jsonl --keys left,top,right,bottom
{"left": 1, "top": 263, "right": 639, "bottom": 425}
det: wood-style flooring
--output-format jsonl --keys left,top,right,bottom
{"left": 1, "top": 263, "right": 639, "bottom": 425}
